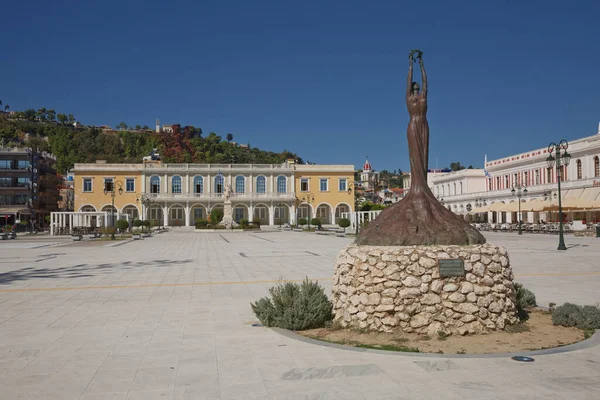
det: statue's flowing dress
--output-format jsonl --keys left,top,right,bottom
{"left": 355, "top": 68, "right": 486, "bottom": 246}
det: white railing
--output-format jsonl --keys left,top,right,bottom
{"left": 341, "top": 210, "right": 383, "bottom": 227}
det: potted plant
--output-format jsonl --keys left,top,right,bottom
{"left": 115, "top": 219, "right": 129, "bottom": 237}
{"left": 141, "top": 220, "right": 151, "bottom": 237}
{"left": 338, "top": 218, "right": 351, "bottom": 233}
{"left": 5, "top": 225, "right": 17, "bottom": 239}
{"left": 132, "top": 228, "right": 142, "bottom": 240}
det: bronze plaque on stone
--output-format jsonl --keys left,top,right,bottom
{"left": 438, "top": 259, "right": 465, "bottom": 277}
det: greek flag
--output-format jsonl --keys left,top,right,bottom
{"left": 483, "top": 154, "right": 491, "bottom": 178}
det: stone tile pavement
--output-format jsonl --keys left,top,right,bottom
{"left": 0, "top": 230, "right": 599, "bottom": 399}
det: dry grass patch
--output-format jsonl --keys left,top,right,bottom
{"left": 298, "top": 310, "right": 585, "bottom": 354}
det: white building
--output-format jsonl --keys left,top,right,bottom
{"left": 417, "top": 124, "right": 600, "bottom": 224}
{"left": 155, "top": 119, "right": 173, "bottom": 133}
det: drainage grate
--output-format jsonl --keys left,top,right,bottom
{"left": 511, "top": 356, "right": 534, "bottom": 362}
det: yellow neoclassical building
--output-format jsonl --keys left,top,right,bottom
{"left": 72, "top": 160, "right": 354, "bottom": 226}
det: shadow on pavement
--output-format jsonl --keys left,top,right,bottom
{"left": 0, "top": 259, "right": 194, "bottom": 285}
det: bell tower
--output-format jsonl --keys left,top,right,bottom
{"left": 156, "top": 118, "right": 160, "bottom": 133}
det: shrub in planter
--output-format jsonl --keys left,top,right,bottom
{"left": 195, "top": 219, "right": 209, "bottom": 228}
{"left": 142, "top": 220, "right": 151, "bottom": 232}
{"left": 514, "top": 282, "right": 537, "bottom": 321}
{"left": 338, "top": 218, "right": 351, "bottom": 232}
{"left": 133, "top": 219, "right": 143, "bottom": 228}
{"left": 239, "top": 219, "right": 248, "bottom": 227}
{"left": 310, "top": 218, "right": 321, "bottom": 226}
{"left": 115, "top": 219, "right": 129, "bottom": 232}
{"left": 251, "top": 278, "right": 333, "bottom": 331}
{"left": 210, "top": 209, "right": 224, "bottom": 224}
{"left": 552, "top": 303, "right": 600, "bottom": 330}
{"left": 297, "top": 218, "right": 307, "bottom": 226}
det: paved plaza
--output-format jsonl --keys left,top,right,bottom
{"left": 0, "top": 230, "right": 599, "bottom": 399}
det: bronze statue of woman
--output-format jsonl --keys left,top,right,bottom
{"left": 406, "top": 50, "right": 429, "bottom": 192}
{"left": 356, "top": 50, "right": 485, "bottom": 246}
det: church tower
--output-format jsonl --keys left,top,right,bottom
{"left": 360, "top": 158, "right": 373, "bottom": 190}
{"left": 156, "top": 118, "right": 160, "bottom": 133}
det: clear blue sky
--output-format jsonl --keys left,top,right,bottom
{"left": 2, "top": 0, "right": 599, "bottom": 172}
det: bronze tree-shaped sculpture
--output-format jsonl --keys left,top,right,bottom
{"left": 356, "top": 51, "right": 485, "bottom": 246}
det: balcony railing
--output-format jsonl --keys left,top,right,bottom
{"left": 147, "top": 192, "right": 295, "bottom": 200}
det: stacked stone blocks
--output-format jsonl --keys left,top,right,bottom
{"left": 332, "top": 243, "right": 518, "bottom": 336}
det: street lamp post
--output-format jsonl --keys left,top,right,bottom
{"left": 347, "top": 181, "right": 359, "bottom": 235}
{"left": 511, "top": 184, "right": 528, "bottom": 235}
{"left": 136, "top": 194, "right": 154, "bottom": 232}
{"left": 546, "top": 139, "right": 571, "bottom": 251}
{"left": 103, "top": 180, "right": 123, "bottom": 240}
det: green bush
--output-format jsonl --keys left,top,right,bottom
{"left": 251, "top": 278, "right": 333, "bottom": 331}
{"left": 195, "top": 219, "right": 209, "bottom": 228}
{"left": 513, "top": 283, "right": 536, "bottom": 321}
{"left": 297, "top": 218, "right": 308, "bottom": 226}
{"left": 115, "top": 219, "right": 129, "bottom": 231}
{"left": 310, "top": 218, "right": 321, "bottom": 226}
{"left": 210, "top": 208, "right": 224, "bottom": 224}
{"left": 239, "top": 218, "right": 248, "bottom": 226}
{"left": 552, "top": 303, "right": 600, "bottom": 330}
{"left": 133, "top": 219, "right": 143, "bottom": 228}
{"left": 338, "top": 218, "right": 351, "bottom": 231}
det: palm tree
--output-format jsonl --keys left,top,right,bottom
{"left": 226, "top": 133, "right": 233, "bottom": 143}
{"left": 47, "top": 109, "right": 56, "bottom": 121}
{"left": 4, "top": 105, "right": 8, "bottom": 112}
{"left": 67, "top": 114, "right": 75, "bottom": 124}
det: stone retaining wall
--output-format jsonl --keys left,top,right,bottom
{"left": 332, "top": 243, "right": 518, "bottom": 336}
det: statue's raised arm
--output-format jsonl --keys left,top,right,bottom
{"left": 406, "top": 52, "right": 414, "bottom": 99}
{"left": 419, "top": 55, "right": 427, "bottom": 97}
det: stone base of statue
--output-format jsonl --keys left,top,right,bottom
{"left": 332, "top": 243, "right": 518, "bottom": 336}
{"left": 218, "top": 199, "right": 237, "bottom": 228}
{"left": 217, "top": 197, "right": 237, "bottom": 228}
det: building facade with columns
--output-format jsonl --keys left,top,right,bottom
{"left": 72, "top": 161, "right": 354, "bottom": 227}
{"left": 408, "top": 125, "right": 600, "bottom": 224}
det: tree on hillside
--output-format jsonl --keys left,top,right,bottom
{"left": 67, "top": 114, "right": 75, "bottom": 124}
{"left": 23, "top": 109, "right": 36, "bottom": 121}
{"left": 226, "top": 133, "right": 233, "bottom": 143}
{"left": 36, "top": 108, "right": 47, "bottom": 121}
{"left": 4, "top": 105, "right": 9, "bottom": 112}
{"left": 117, "top": 122, "right": 127, "bottom": 131}
{"left": 449, "top": 162, "right": 466, "bottom": 171}
{"left": 135, "top": 125, "right": 141, "bottom": 130}
{"left": 47, "top": 109, "right": 56, "bottom": 121}
{"left": 142, "top": 125, "right": 149, "bottom": 130}
{"left": 57, "top": 113, "right": 68, "bottom": 124}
